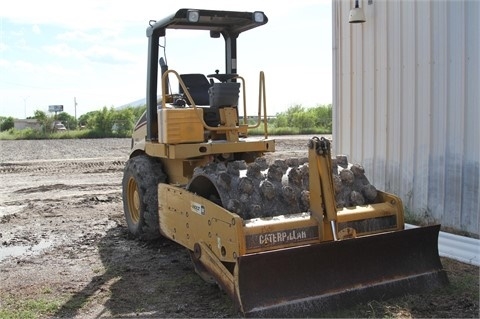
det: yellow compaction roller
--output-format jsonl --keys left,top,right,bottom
{"left": 122, "top": 8, "right": 448, "bottom": 317}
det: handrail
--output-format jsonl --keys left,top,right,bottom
{"left": 258, "top": 71, "right": 268, "bottom": 139}
{"left": 161, "top": 69, "right": 269, "bottom": 138}
{"left": 234, "top": 75, "right": 248, "bottom": 126}
{"left": 234, "top": 73, "right": 268, "bottom": 139}
{"left": 161, "top": 69, "right": 225, "bottom": 132}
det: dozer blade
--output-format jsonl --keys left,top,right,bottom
{"left": 236, "top": 224, "right": 448, "bottom": 317}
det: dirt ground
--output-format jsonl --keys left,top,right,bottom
{"left": 0, "top": 136, "right": 478, "bottom": 318}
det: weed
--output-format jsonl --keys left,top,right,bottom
{"left": 0, "top": 295, "right": 63, "bottom": 319}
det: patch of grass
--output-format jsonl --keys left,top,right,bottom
{"left": 403, "top": 208, "right": 425, "bottom": 225}
{"left": 0, "top": 296, "right": 63, "bottom": 319}
{"left": 403, "top": 207, "right": 439, "bottom": 226}
{"left": 0, "top": 128, "right": 130, "bottom": 140}
{"left": 248, "top": 126, "right": 329, "bottom": 136}
{"left": 318, "top": 258, "right": 479, "bottom": 318}
{"left": 41, "top": 287, "right": 52, "bottom": 294}
{"left": 57, "top": 294, "right": 90, "bottom": 312}
{"left": 442, "top": 258, "right": 480, "bottom": 300}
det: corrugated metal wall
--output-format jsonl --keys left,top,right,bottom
{"left": 332, "top": 0, "right": 479, "bottom": 236}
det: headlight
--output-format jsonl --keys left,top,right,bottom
{"left": 253, "top": 11, "right": 265, "bottom": 23}
{"left": 187, "top": 10, "right": 200, "bottom": 23}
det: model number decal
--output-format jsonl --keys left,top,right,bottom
{"left": 191, "top": 201, "right": 205, "bottom": 215}
{"left": 246, "top": 226, "right": 319, "bottom": 250}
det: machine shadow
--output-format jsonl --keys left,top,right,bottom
{"left": 53, "top": 224, "right": 235, "bottom": 318}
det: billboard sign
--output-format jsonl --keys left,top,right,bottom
{"left": 48, "top": 105, "right": 64, "bottom": 112}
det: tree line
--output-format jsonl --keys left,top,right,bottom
{"left": 0, "top": 104, "right": 332, "bottom": 139}
{"left": 0, "top": 106, "right": 146, "bottom": 138}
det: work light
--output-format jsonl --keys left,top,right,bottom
{"left": 187, "top": 10, "right": 200, "bottom": 23}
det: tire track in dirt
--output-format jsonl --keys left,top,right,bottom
{"left": 0, "top": 159, "right": 125, "bottom": 175}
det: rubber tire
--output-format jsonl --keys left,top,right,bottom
{"left": 122, "top": 155, "right": 166, "bottom": 240}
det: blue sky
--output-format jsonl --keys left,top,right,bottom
{"left": 0, "top": 0, "right": 332, "bottom": 119}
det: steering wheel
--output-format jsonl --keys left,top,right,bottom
{"left": 207, "top": 70, "right": 238, "bottom": 82}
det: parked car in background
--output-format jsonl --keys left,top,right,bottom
{"left": 53, "top": 121, "right": 67, "bottom": 131}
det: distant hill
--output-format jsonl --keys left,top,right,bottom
{"left": 118, "top": 95, "right": 167, "bottom": 110}
{"left": 118, "top": 98, "right": 146, "bottom": 109}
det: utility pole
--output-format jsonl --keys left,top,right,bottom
{"left": 23, "top": 96, "right": 29, "bottom": 119}
{"left": 74, "top": 97, "right": 78, "bottom": 123}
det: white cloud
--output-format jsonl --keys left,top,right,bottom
{"left": 32, "top": 24, "right": 41, "bottom": 34}
{"left": 43, "top": 43, "right": 82, "bottom": 59}
{"left": 84, "top": 45, "right": 137, "bottom": 64}
{"left": 56, "top": 30, "right": 95, "bottom": 42}
{"left": 13, "top": 60, "right": 35, "bottom": 72}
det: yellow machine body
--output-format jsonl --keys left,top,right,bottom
{"left": 122, "top": 8, "right": 447, "bottom": 317}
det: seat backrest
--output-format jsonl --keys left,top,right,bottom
{"left": 179, "top": 74, "right": 211, "bottom": 105}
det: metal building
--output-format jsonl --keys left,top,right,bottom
{"left": 332, "top": 0, "right": 479, "bottom": 236}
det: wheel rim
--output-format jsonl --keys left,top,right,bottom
{"left": 127, "top": 177, "right": 140, "bottom": 223}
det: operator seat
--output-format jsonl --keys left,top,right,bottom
{"left": 179, "top": 74, "right": 211, "bottom": 105}
{"left": 179, "top": 73, "right": 241, "bottom": 128}
{"left": 179, "top": 73, "right": 218, "bottom": 127}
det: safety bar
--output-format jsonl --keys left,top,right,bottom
{"left": 234, "top": 73, "right": 269, "bottom": 139}
{"left": 161, "top": 69, "right": 269, "bottom": 138}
